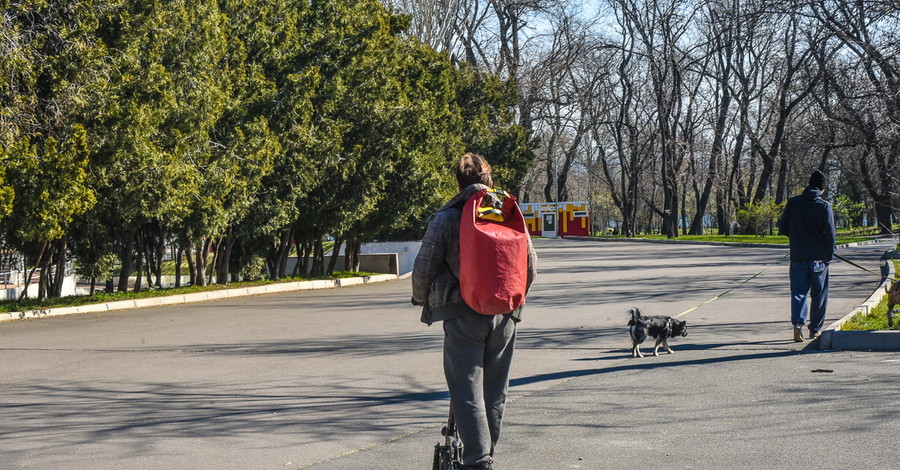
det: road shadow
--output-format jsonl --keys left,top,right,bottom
{"left": 516, "top": 349, "right": 803, "bottom": 385}
{"left": 0, "top": 375, "right": 453, "bottom": 453}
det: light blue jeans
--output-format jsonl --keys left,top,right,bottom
{"left": 789, "top": 260, "right": 829, "bottom": 333}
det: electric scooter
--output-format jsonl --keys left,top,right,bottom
{"left": 432, "top": 407, "right": 463, "bottom": 470}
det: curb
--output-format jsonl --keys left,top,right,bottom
{"left": 818, "top": 255, "right": 899, "bottom": 351}
{"left": 0, "top": 273, "right": 402, "bottom": 323}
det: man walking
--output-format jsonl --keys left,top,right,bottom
{"left": 412, "top": 153, "right": 537, "bottom": 470}
{"left": 778, "top": 170, "right": 837, "bottom": 342}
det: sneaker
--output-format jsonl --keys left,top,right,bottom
{"left": 809, "top": 330, "right": 820, "bottom": 340}
{"left": 793, "top": 327, "right": 804, "bottom": 342}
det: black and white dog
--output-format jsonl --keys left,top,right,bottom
{"left": 627, "top": 307, "right": 688, "bottom": 358}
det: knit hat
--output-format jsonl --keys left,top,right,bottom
{"left": 809, "top": 170, "right": 825, "bottom": 190}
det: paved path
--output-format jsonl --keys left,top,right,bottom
{"left": 1, "top": 239, "right": 898, "bottom": 470}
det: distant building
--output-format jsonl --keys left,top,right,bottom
{"left": 520, "top": 202, "right": 590, "bottom": 237}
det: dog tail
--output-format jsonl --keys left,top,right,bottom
{"left": 626, "top": 307, "right": 643, "bottom": 326}
{"left": 627, "top": 307, "right": 648, "bottom": 344}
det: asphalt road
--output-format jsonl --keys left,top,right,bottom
{"left": 1, "top": 238, "right": 898, "bottom": 470}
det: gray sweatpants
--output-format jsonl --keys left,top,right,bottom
{"left": 443, "top": 312, "right": 517, "bottom": 466}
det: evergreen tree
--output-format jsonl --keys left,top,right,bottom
{"left": 1, "top": 0, "right": 105, "bottom": 298}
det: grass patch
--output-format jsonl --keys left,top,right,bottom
{"left": 840, "top": 259, "right": 899, "bottom": 331}
{"left": 837, "top": 224, "right": 900, "bottom": 238}
{"left": 0, "top": 270, "right": 379, "bottom": 314}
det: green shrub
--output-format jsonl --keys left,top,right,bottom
{"left": 736, "top": 198, "right": 784, "bottom": 236}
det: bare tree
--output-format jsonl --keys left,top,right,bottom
{"left": 806, "top": 0, "right": 900, "bottom": 233}
{"left": 614, "top": 0, "right": 706, "bottom": 237}
{"left": 384, "top": 0, "right": 462, "bottom": 51}
{"left": 746, "top": 9, "right": 822, "bottom": 205}
{"left": 528, "top": 8, "right": 610, "bottom": 203}
{"left": 590, "top": 3, "right": 658, "bottom": 236}
{"left": 687, "top": 0, "right": 736, "bottom": 234}
{"left": 390, "top": 0, "right": 898, "bottom": 235}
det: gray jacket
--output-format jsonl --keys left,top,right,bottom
{"left": 411, "top": 184, "right": 538, "bottom": 325}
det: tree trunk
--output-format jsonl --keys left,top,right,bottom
{"left": 144, "top": 257, "right": 152, "bottom": 290}
{"left": 118, "top": 235, "right": 134, "bottom": 293}
{"left": 326, "top": 238, "right": 344, "bottom": 275}
{"left": 19, "top": 241, "right": 47, "bottom": 300}
{"left": 292, "top": 240, "right": 310, "bottom": 277}
{"left": 222, "top": 236, "right": 235, "bottom": 283}
{"left": 690, "top": 78, "right": 729, "bottom": 234}
{"left": 265, "top": 235, "right": 278, "bottom": 280}
{"left": 680, "top": 183, "right": 689, "bottom": 236}
{"left": 874, "top": 193, "right": 894, "bottom": 235}
{"left": 195, "top": 239, "right": 209, "bottom": 287}
{"left": 207, "top": 237, "right": 221, "bottom": 285}
{"left": 154, "top": 232, "right": 164, "bottom": 288}
{"left": 50, "top": 237, "right": 67, "bottom": 297}
{"left": 716, "top": 191, "right": 728, "bottom": 235}
{"left": 139, "top": 230, "right": 154, "bottom": 290}
{"left": 310, "top": 237, "right": 324, "bottom": 277}
{"left": 39, "top": 259, "right": 50, "bottom": 300}
{"left": 276, "top": 228, "right": 292, "bottom": 279}
{"left": 185, "top": 241, "right": 196, "bottom": 286}
{"left": 134, "top": 241, "right": 144, "bottom": 293}
{"left": 175, "top": 245, "right": 183, "bottom": 288}
{"left": 345, "top": 240, "right": 361, "bottom": 272}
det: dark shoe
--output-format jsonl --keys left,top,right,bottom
{"left": 793, "top": 327, "right": 804, "bottom": 342}
{"left": 463, "top": 461, "right": 493, "bottom": 470}
{"left": 809, "top": 330, "right": 820, "bottom": 340}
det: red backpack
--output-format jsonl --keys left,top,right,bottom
{"left": 459, "top": 188, "right": 529, "bottom": 315}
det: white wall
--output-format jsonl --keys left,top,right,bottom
{"left": 341, "top": 241, "right": 421, "bottom": 275}
{"left": 3, "top": 274, "right": 76, "bottom": 300}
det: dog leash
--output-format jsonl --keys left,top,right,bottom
{"left": 674, "top": 250, "right": 890, "bottom": 319}
{"left": 832, "top": 253, "right": 888, "bottom": 281}
{"left": 674, "top": 252, "right": 790, "bottom": 319}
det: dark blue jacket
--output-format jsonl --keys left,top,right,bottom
{"left": 777, "top": 187, "right": 836, "bottom": 262}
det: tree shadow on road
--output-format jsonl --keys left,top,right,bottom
{"left": 510, "top": 347, "right": 828, "bottom": 388}
{"left": 0, "top": 376, "right": 453, "bottom": 453}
